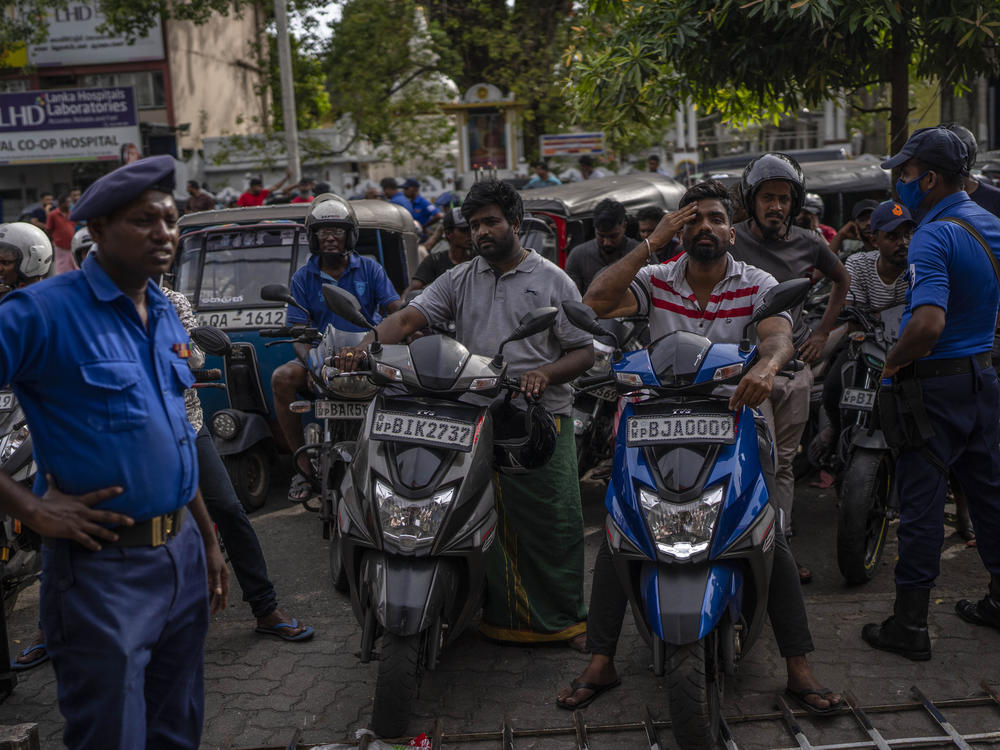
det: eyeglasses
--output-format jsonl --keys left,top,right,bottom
{"left": 316, "top": 227, "right": 347, "bottom": 239}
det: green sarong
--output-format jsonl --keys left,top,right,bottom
{"left": 480, "top": 417, "right": 587, "bottom": 642}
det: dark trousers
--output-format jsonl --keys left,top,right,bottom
{"left": 41, "top": 520, "right": 208, "bottom": 750}
{"left": 196, "top": 427, "right": 277, "bottom": 618}
{"left": 586, "top": 527, "right": 814, "bottom": 659}
{"left": 895, "top": 362, "right": 1000, "bottom": 588}
{"left": 822, "top": 349, "right": 850, "bottom": 439}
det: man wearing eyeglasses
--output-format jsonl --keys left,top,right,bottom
{"left": 272, "top": 194, "right": 401, "bottom": 501}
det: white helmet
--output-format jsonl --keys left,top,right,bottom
{"left": 71, "top": 227, "right": 94, "bottom": 265}
{"left": 0, "top": 222, "right": 53, "bottom": 280}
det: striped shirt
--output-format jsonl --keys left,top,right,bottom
{"left": 844, "top": 250, "right": 908, "bottom": 313}
{"left": 629, "top": 253, "right": 790, "bottom": 344}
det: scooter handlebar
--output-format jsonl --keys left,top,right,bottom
{"left": 576, "top": 374, "right": 615, "bottom": 389}
{"left": 192, "top": 368, "right": 222, "bottom": 382}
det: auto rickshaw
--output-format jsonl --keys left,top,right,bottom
{"left": 172, "top": 199, "right": 420, "bottom": 508}
{"left": 519, "top": 173, "right": 686, "bottom": 267}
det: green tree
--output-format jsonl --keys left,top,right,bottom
{"left": 262, "top": 20, "right": 331, "bottom": 132}
{"left": 569, "top": 0, "right": 1000, "bottom": 154}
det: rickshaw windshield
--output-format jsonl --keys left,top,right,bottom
{"left": 177, "top": 225, "right": 307, "bottom": 309}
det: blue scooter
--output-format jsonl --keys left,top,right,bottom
{"left": 562, "top": 277, "right": 809, "bottom": 750}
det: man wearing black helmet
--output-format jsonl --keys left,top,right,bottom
{"left": 731, "top": 153, "right": 851, "bottom": 581}
{"left": 272, "top": 194, "right": 401, "bottom": 501}
{"left": 942, "top": 122, "right": 1000, "bottom": 218}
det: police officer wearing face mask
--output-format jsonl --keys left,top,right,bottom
{"left": 862, "top": 127, "right": 1000, "bottom": 660}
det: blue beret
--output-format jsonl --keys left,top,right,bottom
{"left": 70, "top": 155, "right": 176, "bottom": 222}
{"left": 881, "top": 127, "right": 968, "bottom": 174}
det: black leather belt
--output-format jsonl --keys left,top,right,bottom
{"left": 109, "top": 506, "right": 186, "bottom": 547}
{"left": 902, "top": 352, "right": 992, "bottom": 379}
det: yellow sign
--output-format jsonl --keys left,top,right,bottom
{"left": 0, "top": 43, "right": 28, "bottom": 68}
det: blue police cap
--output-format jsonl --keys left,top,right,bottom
{"left": 402, "top": 178, "right": 420, "bottom": 189}
{"left": 70, "top": 155, "right": 176, "bottom": 222}
{"left": 869, "top": 200, "right": 915, "bottom": 234}
{"left": 881, "top": 127, "right": 968, "bottom": 174}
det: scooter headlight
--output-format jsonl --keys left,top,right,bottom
{"left": 325, "top": 372, "right": 377, "bottom": 399}
{"left": 374, "top": 479, "right": 455, "bottom": 550}
{"left": 0, "top": 425, "right": 29, "bottom": 464}
{"left": 639, "top": 484, "right": 725, "bottom": 560}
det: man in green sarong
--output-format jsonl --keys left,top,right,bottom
{"left": 336, "top": 179, "right": 593, "bottom": 649}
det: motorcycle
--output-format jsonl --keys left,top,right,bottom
{"left": 322, "top": 282, "right": 558, "bottom": 739}
{"left": 0, "top": 388, "right": 40, "bottom": 616}
{"left": 561, "top": 278, "right": 809, "bottom": 750}
{"left": 834, "top": 304, "right": 903, "bottom": 585}
{"left": 572, "top": 317, "right": 647, "bottom": 477}
{"left": 257, "top": 283, "right": 376, "bottom": 592}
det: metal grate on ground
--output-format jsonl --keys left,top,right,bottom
{"left": 243, "top": 680, "right": 1000, "bottom": 750}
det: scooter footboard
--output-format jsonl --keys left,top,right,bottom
{"left": 359, "top": 552, "right": 461, "bottom": 636}
{"left": 640, "top": 561, "right": 743, "bottom": 644}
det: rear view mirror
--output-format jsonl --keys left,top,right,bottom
{"left": 190, "top": 325, "right": 232, "bottom": 357}
{"left": 492, "top": 306, "right": 558, "bottom": 366}
{"left": 260, "top": 283, "right": 311, "bottom": 323}
{"left": 562, "top": 301, "right": 620, "bottom": 346}
{"left": 751, "top": 278, "right": 811, "bottom": 323}
{"left": 322, "top": 284, "right": 376, "bottom": 333}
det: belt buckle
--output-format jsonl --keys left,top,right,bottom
{"left": 150, "top": 513, "right": 173, "bottom": 547}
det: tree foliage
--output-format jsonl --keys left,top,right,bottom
{"left": 262, "top": 21, "right": 331, "bottom": 133}
{"left": 569, "top": 0, "right": 1000, "bottom": 153}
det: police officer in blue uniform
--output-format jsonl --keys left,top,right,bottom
{"left": 862, "top": 127, "right": 1000, "bottom": 660}
{"left": 0, "top": 155, "right": 229, "bottom": 748}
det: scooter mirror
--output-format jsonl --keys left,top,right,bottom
{"left": 562, "top": 300, "right": 620, "bottom": 346}
{"left": 492, "top": 306, "right": 558, "bottom": 366}
{"left": 260, "top": 284, "right": 293, "bottom": 304}
{"left": 322, "top": 283, "right": 374, "bottom": 331}
{"left": 190, "top": 325, "right": 232, "bottom": 357}
{"left": 750, "top": 278, "right": 811, "bottom": 324}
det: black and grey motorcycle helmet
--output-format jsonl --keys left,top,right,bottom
{"left": 941, "top": 123, "right": 977, "bottom": 175}
{"left": 490, "top": 394, "right": 558, "bottom": 474}
{"left": 304, "top": 193, "right": 359, "bottom": 254}
{"left": 740, "top": 152, "right": 806, "bottom": 228}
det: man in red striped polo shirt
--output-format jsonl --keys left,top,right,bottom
{"left": 555, "top": 179, "right": 843, "bottom": 716}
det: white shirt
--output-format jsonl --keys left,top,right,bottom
{"left": 629, "top": 253, "right": 790, "bottom": 344}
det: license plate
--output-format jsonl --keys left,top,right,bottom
{"left": 840, "top": 388, "right": 876, "bottom": 410}
{"left": 195, "top": 307, "right": 286, "bottom": 330}
{"left": 592, "top": 386, "right": 620, "bottom": 402}
{"left": 371, "top": 411, "right": 476, "bottom": 451}
{"left": 315, "top": 400, "right": 367, "bottom": 420}
{"left": 626, "top": 414, "right": 735, "bottom": 446}
{"left": 0, "top": 391, "right": 13, "bottom": 412}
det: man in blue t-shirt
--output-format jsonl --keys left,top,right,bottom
{"left": 862, "top": 127, "right": 1000, "bottom": 661}
{"left": 380, "top": 177, "right": 413, "bottom": 214}
{"left": 401, "top": 178, "right": 441, "bottom": 230}
{"left": 271, "top": 194, "right": 401, "bottom": 500}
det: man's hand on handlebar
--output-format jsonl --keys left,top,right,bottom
{"left": 333, "top": 344, "right": 368, "bottom": 372}
{"left": 519, "top": 369, "right": 550, "bottom": 399}
{"left": 729, "top": 361, "right": 776, "bottom": 411}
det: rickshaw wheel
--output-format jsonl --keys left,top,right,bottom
{"left": 223, "top": 446, "right": 271, "bottom": 512}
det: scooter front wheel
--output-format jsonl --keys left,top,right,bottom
{"left": 664, "top": 635, "right": 722, "bottom": 750}
{"left": 370, "top": 631, "right": 422, "bottom": 739}
{"left": 837, "top": 447, "right": 892, "bottom": 585}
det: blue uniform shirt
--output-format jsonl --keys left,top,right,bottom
{"left": 901, "top": 191, "right": 1000, "bottom": 359}
{"left": 389, "top": 193, "right": 413, "bottom": 213}
{"left": 0, "top": 254, "right": 198, "bottom": 520}
{"left": 287, "top": 253, "right": 400, "bottom": 332}
{"left": 409, "top": 194, "right": 439, "bottom": 227}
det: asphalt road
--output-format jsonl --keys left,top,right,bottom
{"left": 1, "top": 459, "right": 998, "bottom": 749}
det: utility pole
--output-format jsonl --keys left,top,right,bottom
{"left": 274, "top": 0, "right": 300, "bottom": 183}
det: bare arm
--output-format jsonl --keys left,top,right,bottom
{"left": 584, "top": 202, "right": 698, "bottom": 317}
{"left": 882, "top": 305, "right": 946, "bottom": 377}
{"left": 267, "top": 168, "right": 292, "bottom": 195}
{"left": 0, "top": 471, "right": 132, "bottom": 551}
{"left": 729, "top": 315, "right": 794, "bottom": 411}
{"left": 187, "top": 489, "right": 229, "bottom": 614}
{"left": 799, "top": 257, "right": 850, "bottom": 363}
{"left": 520, "top": 344, "right": 595, "bottom": 398}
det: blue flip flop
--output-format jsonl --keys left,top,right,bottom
{"left": 254, "top": 618, "right": 315, "bottom": 642}
{"left": 10, "top": 643, "right": 49, "bottom": 672}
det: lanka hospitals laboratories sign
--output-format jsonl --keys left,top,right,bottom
{"left": 0, "top": 87, "right": 141, "bottom": 164}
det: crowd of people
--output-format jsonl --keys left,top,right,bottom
{"left": 1, "top": 118, "right": 1000, "bottom": 748}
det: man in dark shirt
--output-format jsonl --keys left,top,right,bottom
{"left": 942, "top": 122, "right": 1000, "bottom": 218}
{"left": 404, "top": 208, "right": 472, "bottom": 295}
{"left": 185, "top": 180, "right": 215, "bottom": 213}
{"left": 564, "top": 198, "right": 639, "bottom": 293}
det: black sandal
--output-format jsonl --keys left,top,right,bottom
{"left": 555, "top": 678, "right": 621, "bottom": 711}
{"left": 287, "top": 473, "right": 315, "bottom": 503}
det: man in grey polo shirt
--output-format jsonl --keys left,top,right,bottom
{"left": 337, "top": 179, "right": 595, "bottom": 649}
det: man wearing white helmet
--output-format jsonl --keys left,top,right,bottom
{"left": 70, "top": 228, "right": 94, "bottom": 267}
{"left": 272, "top": 193, "right": 401, "bottom": 501}
{"left": 0, "top": 222, "right": 53, "bottom": 299}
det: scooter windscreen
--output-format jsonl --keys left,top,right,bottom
{"left": 646, "top": 331, "right": 714, "bottom": 386}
